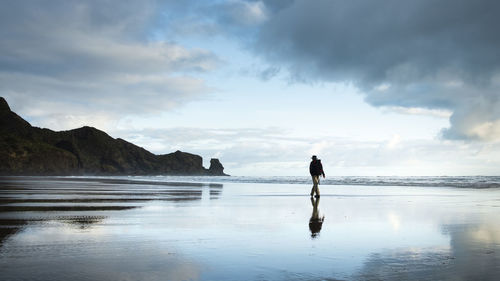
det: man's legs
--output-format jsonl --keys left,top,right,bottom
{"left": 311, "top": 175, "right": 320, "bottom": 196}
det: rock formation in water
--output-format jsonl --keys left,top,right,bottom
{"left": 0, "top": 97, "right": 228, "bottom": 176}
{"left": 208, "top": 158, "right": 225, "bottom": 175}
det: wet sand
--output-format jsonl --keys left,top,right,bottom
{"left": 1, "top": 177, "right": 499, "bottom": 280}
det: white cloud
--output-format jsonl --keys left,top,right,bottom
{"left": 466, "top": 120, "right": 500, "bottom": 142}
{"left": 382, "top": 106, "right": 452, "bottom": 119}
{"left": 111, "top": 126, "right": 500, "bottom": 176}
{"left": 0, "top": 0, "right": 219, "bottom": 130}
{"left": 386, "top": 134, "right": 401, "bottom": 149}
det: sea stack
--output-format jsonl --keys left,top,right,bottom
{"left": 208, "top": 158, "right": 227, "bottom": 176}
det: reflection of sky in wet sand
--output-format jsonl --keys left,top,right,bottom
{"left": 1, "top": 177, "right": 500, "bottom": 280}
{"left": 354, "top": 222, "right": 500, "bottom": 280}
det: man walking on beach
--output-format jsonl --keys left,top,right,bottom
{"left": 310, "top": 155, "right": 325, "bottom": 197}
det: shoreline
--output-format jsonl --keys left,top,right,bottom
{"left": 1, "top": 177, "right": 499, "bottom": 280}
{"left": 3, "top": 175, "right": 500, "bottom": 189}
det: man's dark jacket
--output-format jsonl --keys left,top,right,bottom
{"left": 310, "top": 160, "right": 324, "bottom": 176}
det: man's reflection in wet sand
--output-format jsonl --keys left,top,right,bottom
{"left": 309, "top": 197, "right": 325, "bottom": 238}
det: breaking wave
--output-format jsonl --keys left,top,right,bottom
{"left": 112, "top": 175, "right": 500, "bottom": 189}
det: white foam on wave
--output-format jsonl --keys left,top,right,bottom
{"left": 103, "top": 175, "right": 500, "bottom": 189}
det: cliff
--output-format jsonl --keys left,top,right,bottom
{"left": 0, "top": 97, "right": 228, "bottom": 176}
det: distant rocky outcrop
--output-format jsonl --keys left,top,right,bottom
{"left": 208, "top": 158, "right": 225, "bottom": 175}
{"left": 0, "top": 97, "right": 228, "bottom": 176}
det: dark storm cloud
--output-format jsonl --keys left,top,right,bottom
{"left": 0, "top": 0, "right": 219, "bottom": 128}
{"left": 253, "top": 0, "right": 500, "bottom": 141}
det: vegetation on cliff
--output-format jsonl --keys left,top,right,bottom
{"left": 0, "top": 97, "right": 227, "bottom": 176}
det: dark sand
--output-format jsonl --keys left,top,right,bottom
{"left": 1, "top": 176, "right": 499, "bottom": 280}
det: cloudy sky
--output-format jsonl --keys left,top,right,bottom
{"left": 2, "top": 0, "right": 500, "bottom": 176}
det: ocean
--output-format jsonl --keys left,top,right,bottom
{"left": 70, "top": 175, "right": 500, "bottom": 188}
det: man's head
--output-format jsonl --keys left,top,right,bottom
{"left": 311, "top": 155, "right": 317, "bottom": 160}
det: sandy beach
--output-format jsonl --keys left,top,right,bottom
{"left": 1, "top": 176, "right": 499, "bottom": 280}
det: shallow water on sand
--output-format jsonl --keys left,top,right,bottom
{"left": 1, "top": 177, "right": 500, "bottom": 281}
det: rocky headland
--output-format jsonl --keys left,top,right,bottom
{"left": 0, "top": 97, "right": 227, "bottom": 176}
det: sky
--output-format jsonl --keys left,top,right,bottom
{"left": 1, "top": 0, "right": 500, "bottom": 176}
